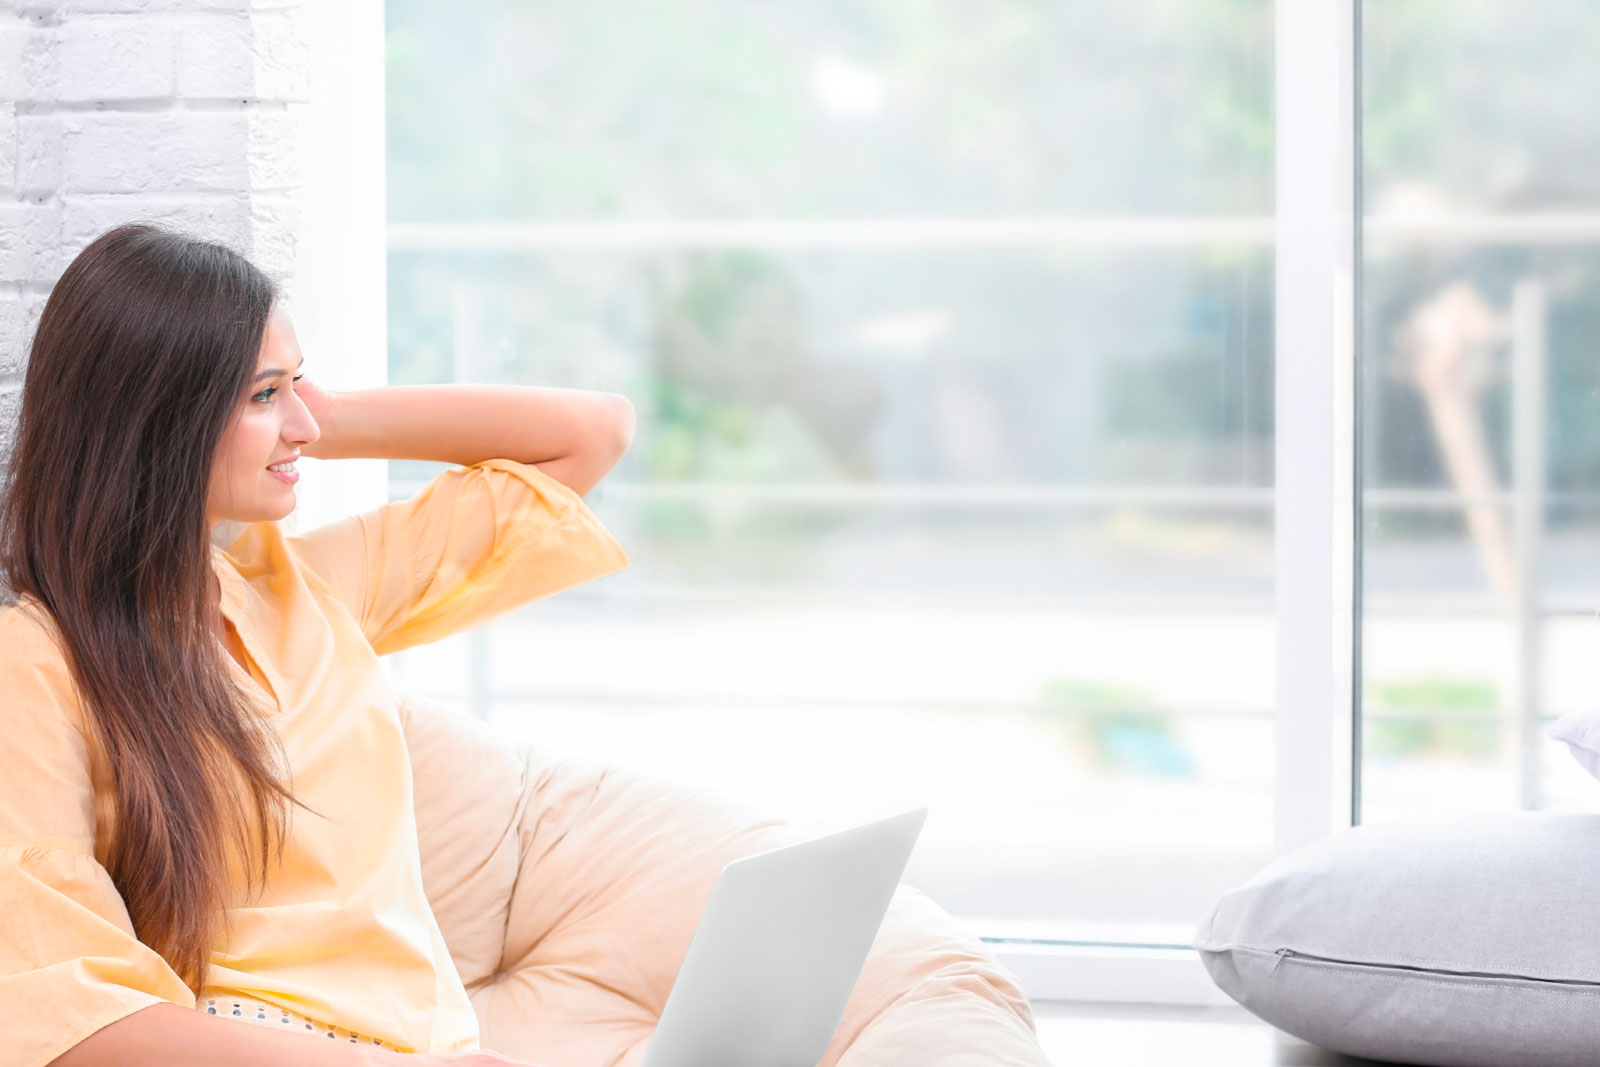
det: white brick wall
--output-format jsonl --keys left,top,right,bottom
{"left": 0, "top": 0, "right": 312, "bottom": 469}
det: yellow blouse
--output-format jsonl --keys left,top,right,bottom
{"left": 0, "top": 458, "right": 630, "bottom": 1066}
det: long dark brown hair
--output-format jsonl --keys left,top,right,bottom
{"left": 0, "top": 223, "right": 322, "bottom": 994}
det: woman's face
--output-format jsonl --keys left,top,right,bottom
{"left": 205, "top": 307, "right": 320, "bottom": 526}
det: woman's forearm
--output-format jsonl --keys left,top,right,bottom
{"left": 302, "top": 384, "right": 634, "bottom": 467}
{"left": 50, "top": 1001, "right": 384, "bottom": 1067}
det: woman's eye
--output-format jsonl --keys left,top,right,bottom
{"left": 252, "top": 373, "right": 301, "bottom": 403}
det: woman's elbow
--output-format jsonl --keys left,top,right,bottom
{"left": 608, "top": 393, "right": 637, "bottom": 455}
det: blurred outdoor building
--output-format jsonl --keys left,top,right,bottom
{"left": 380, "top": 0, "right": 1600, "bottom": 948}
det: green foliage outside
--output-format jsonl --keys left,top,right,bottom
{"left": 1363, "top": 677, "right": 1502, "bottom": 762}
{"left": 1035, "top": 679, "right": 1197, "bottom": 779}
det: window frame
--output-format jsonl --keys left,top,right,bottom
{"left": 284, "top": 0, "right": 390, "bottom": 537}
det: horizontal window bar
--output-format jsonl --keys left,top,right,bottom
{"left": 389, "top": 479, "right": 1600, "bottom": 512}
{"left": 438, "top": 688, "right": 1579, "bottom": 725}
{"left": 387, "top": 214, "right": 1600, "bottom": 250}
{"left": 389, "top": 217, "right": 1275, "bottom": 249}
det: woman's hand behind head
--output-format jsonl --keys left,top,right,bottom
{"left": 292, "top": 372, "right": 337, "bottom": 430}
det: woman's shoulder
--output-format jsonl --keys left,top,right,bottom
{"left": 1, "top": 594, "right": 65, "bottom": 654}
{"left": 1, "top": 596, "right": 73, "bottom": 680}
{"left": 0, "top": 596, "right": 89, "bottom": 735}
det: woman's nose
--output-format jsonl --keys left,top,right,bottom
{"left": 286, "top": 390, "right": 321, "bottom": 446}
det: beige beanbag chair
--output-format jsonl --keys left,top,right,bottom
{"left": 399, "top": 694, "right": 1051, "bottom": 1066}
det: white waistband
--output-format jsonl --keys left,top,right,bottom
{"left": 197, "top": 992, "right": 396, "bottom": 1051}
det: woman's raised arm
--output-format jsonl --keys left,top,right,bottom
{"left": 298, "top": 382, "right": 635, "bottom": 496}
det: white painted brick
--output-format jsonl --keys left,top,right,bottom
{"left": 175, "top": 12, "right": 251, "bottom": 98}
{"left": 0, "top": 25, "right": 36, "bottom": 100}
{"left": 0, "top": 102, "right": 15, "bottom": 194}
{"left": 5, "top": 22, "right": 55, "bottom": 102}
{"left": 0, "top": 200, "right": 63, "bottom": 283}
{"left": 175, "top": 10, "right": 308, "bottom": 102}
{"left": 250, "top": 10, "right": 307, "bottom": 101}
{"left": 45, "top": 16, "right": 178, "bottom": 102}
{"left": 61, "top": 191, "right": 252, "bottom": 257}
{"left": 28, "top": 200, "right": 64, "bottom": 280}
{"left": 63, "top": 111, "right": 249, "bottom": 193}
{"left": 0, "top": 208, "right": 25, "bottom": 282}
{"left": 15, "top": 114, "right": 62, "bottom": 196}
{"left": 19, "top": 288, "right": 49, "bottom": 325}
{"left": 0, "top": 383, "right": 19, "bottom": 470}
{"left": 62, "top": 0, "right": 246, "bottom": 13}
{"left": 247, "top": 185, "right": 297, "bottom": 279}
{"left": 246, "top": 108, "right": 297, "bottom": 190}
{"left": 18, "top": 288, "right": 48, "bottom": 360}
{"left": 0, "top": 293, "right": 30, "bottom": 376}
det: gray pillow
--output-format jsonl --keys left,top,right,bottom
{"left": 1192, "top": 813, "right": 1600, "bottom": 1067}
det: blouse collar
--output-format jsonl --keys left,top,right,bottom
{"left": 208, "top": 537, "right": 286, "bottom": 711}
{"left": 209, "top": 541, "right": 250, "bottom": 623}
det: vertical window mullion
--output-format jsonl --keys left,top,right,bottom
{"left": 1274, "top": 0, "right": 1359, "bottom": 856}
{"left": 286, "top": 0, "right": 390, "bottom": 536}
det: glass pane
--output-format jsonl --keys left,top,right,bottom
{"left": 386, "top": 0, "right": 1275, "bottom": 943}
{"left": 1360, "top": 2, "right": 1600, "bottom": 821}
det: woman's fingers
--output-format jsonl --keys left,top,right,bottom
{"left": 293, "top": 373, "right": 337, "bottom": 426}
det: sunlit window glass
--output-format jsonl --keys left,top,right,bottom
{"left": 385, "top": 1, "right": 1274, "bottom": 943}
{"left": 1360, "top": 1, "right": 1600, "bottom": 820}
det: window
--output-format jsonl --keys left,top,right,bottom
{"left": 1358, "top": 2, "right": 1600, "bottom": 820}
{"left": 386, "top": 1, "right": 1600, "bottom": 1003}
{"left": 384, "top": 2, "right": 1276, "bottom": 968}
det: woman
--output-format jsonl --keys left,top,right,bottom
{"left": 0, "top": 224, "right": 633, "bottom": 1065}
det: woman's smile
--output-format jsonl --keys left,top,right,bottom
{"left": 266, "top": 452, "right": 301, "bottom": 484}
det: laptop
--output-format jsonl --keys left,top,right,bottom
{"left": 639, "top": 806, "right": 930, "bottom": 1067}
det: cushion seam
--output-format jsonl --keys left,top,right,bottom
{"left": 1204, "top": 942, "right": 1600, "bottom": 987}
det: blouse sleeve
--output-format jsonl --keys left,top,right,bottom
{"left": 0, "top": 610, "right": 196, "bottom": 1067}
{"left": 286, "top": 457, "right": 631, "bottom": 657}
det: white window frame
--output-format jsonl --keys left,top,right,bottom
{"left": 330, "top": 0, "right": 1360, "bottom": 1007}
{"left": 285, "top": 0, "right": 390, "bottom": 535}
{"left": 1273, "top": 0, "right": 1359, "bottom": 858}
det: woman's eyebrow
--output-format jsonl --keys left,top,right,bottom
{"left": 251, "top": 354, "right": 306, "bottom": 384}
